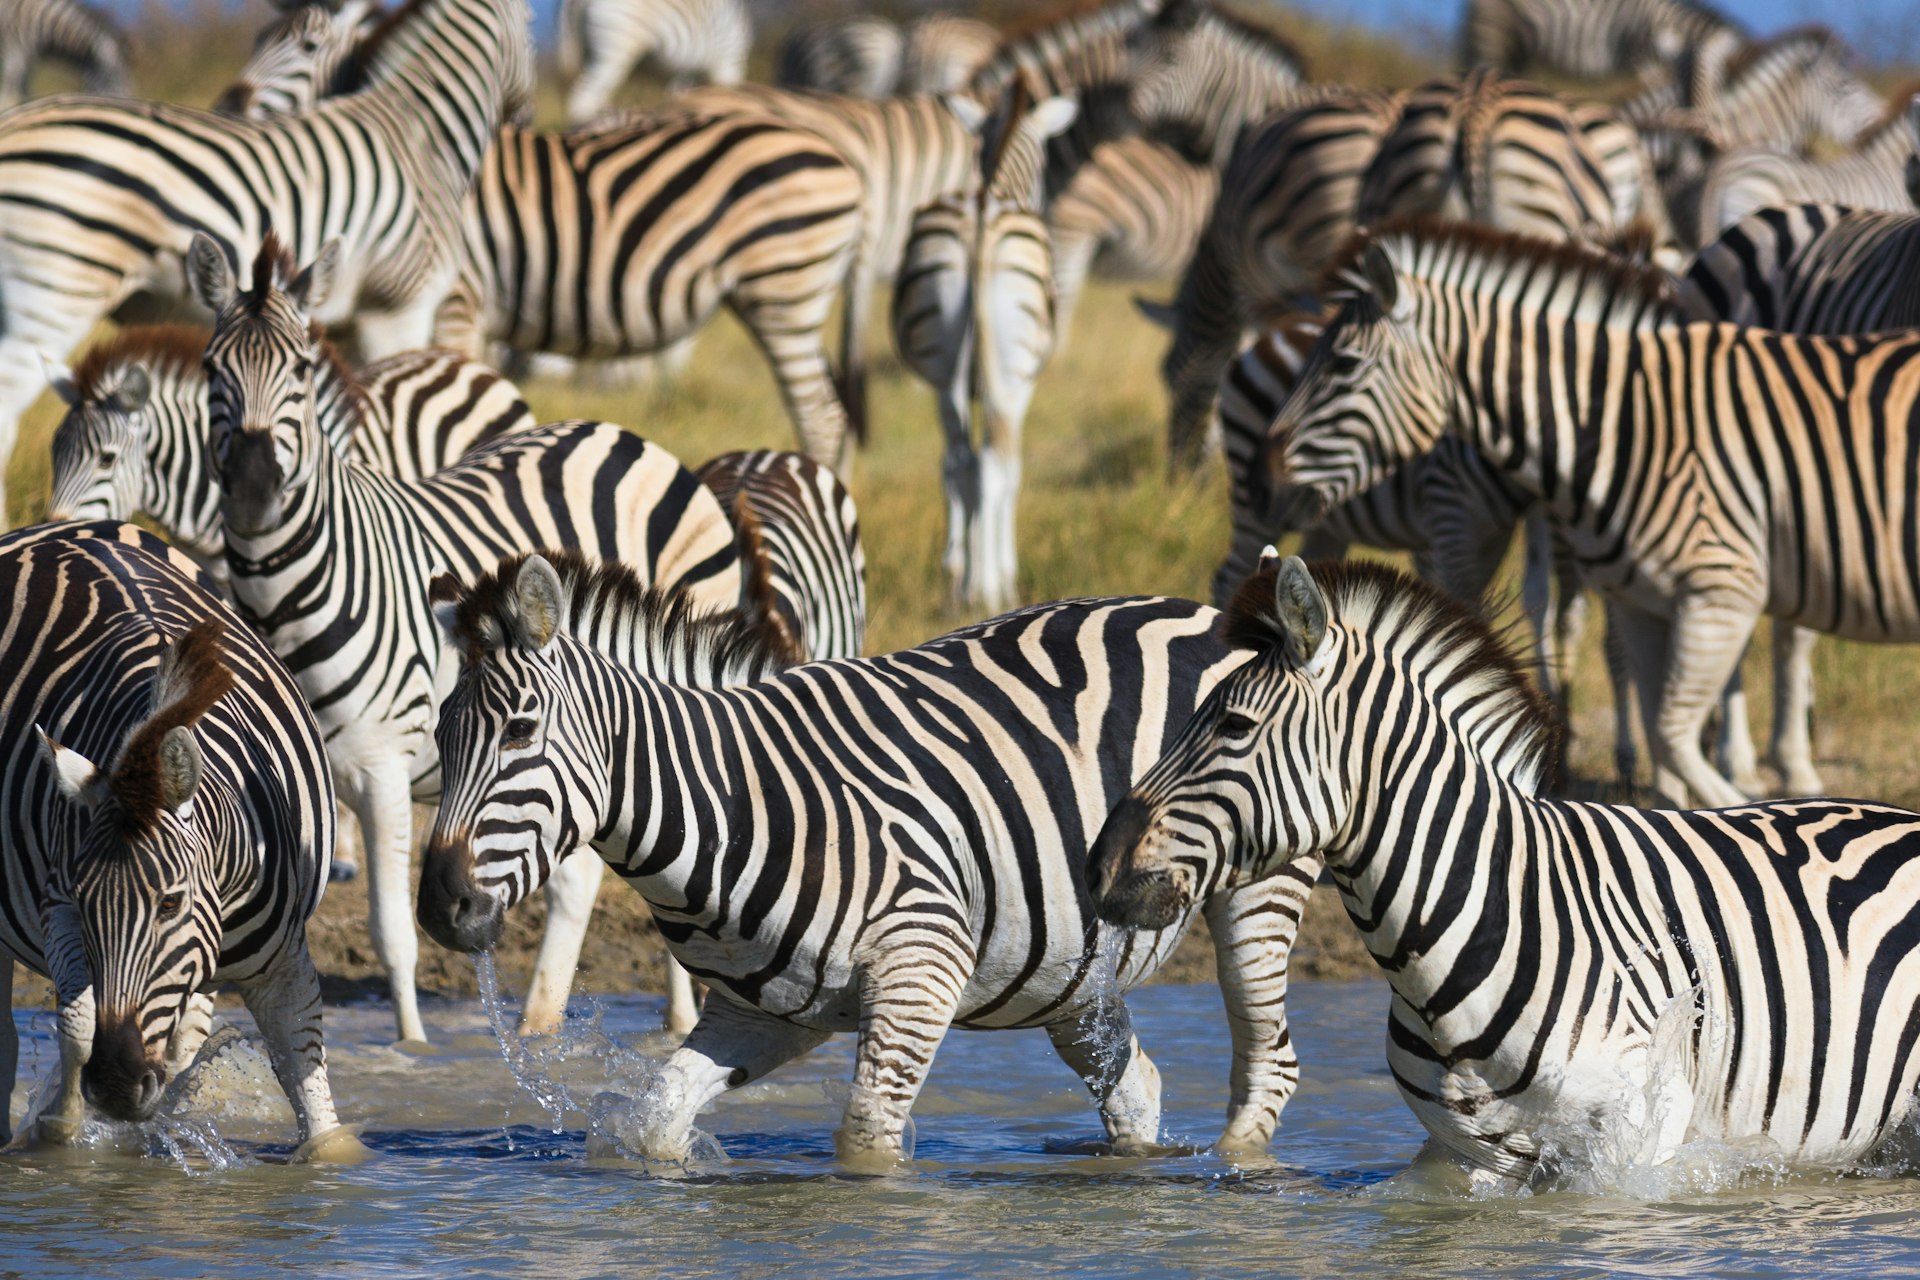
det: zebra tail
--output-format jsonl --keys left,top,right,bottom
{"left": 728, "top": 491, "right": 807, "bottom": 664}
{"left": 555, "top": 0, "right": 585, "bottom": 80}
{"left": 836, "top": 246, "right": 872, "bottom": 447}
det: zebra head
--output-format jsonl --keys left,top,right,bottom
{"left": 420, "top": 556, "right": 604, "bottom": 954}
{"left": 1265, "top": 231, "right": 1455, "bottom": 531}
{"left": 190, "top": 233, "right": 342, "bottom": 539}
{"left": 1124, "top": 0, "right": 1303, "bottom": 167}
{"left": 36, "top": 621, "right": 236, "bottom": 1122}
{"left": 45, "top": 359, "right": 152, "bottom": 525}
{"left": 1090, "top": 553, "right": 1343, "bottom": 930}
{"left": 215, "top": 0, "right": 376, "bottom": 119}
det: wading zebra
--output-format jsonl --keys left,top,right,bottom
{"left": 1046, "top": 137, "right": 1217, "bottom": 355}
{"left": 1093, "top": 554, "right": 1920, "bottom": 1189}
{"left": 212, "top": 0, "right": 379, "bottom": 117}
{"left": 46, "top": 325, "right": 536, "bottom": 585}
{"left": 892, "top": 91, "right": 1077, "bottom": 611}
{"left": 1265, "top": 219, "right": 1920, "bottom": 808}
{"left": 0, "top": 521, "right": 361, "bottom": 1159}
{"left": 1682, "top": 202, "right": 1920, "bottom": 333}
{"left": 0, "top": 0, "right": 125, "bottom": 109}
{"left": 1122, "top": 0, "right": 1308, "bottom": 171}
{"left": 190, "top": 234, "right": 742, "bottom": 1045}
{"left": 1694, "top": 93, "right": 1920, "bottom": 241}
{"left": 0, "top": 0, "right": 534, "bottom": 528}
{"left": 1140, "top": 88, "right": 1403, "bottom": 465}
{"left": 775, "top": 16, "right": 903, "bottom": 98}
{"left": 556, "top": 0, "right": 747, "bottom": 124}
{"left": 1460, "top": 0, "right": 1742, "bottom": 82}
{"left": 697, "top": 450, "right": 866, "bottom": 662}
{"left": 422, "top": 555, "right": 1313, "bottom": 1167}
{"left": 901, "top": 13, "right": 999, "bottom": 94}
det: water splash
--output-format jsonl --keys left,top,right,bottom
{"left": 474, "top": 951, "right": 579, "bottom": 1131}
{"left": 1079, "top": 922, "right": 1132, "bottom": 1085}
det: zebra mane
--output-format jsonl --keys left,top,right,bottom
{"left": 1224, "top": 559, "right": 1558, "bottom": 787}
{"left": 110, "top": 619, "right": 236, "bottom": 835}
{"left": 437, "top": 548, "right": 801, "bottom": 681}
{"left": 1859, "top": 79, "right": 1920, "bottom": 139}
{"left": 331, "top": 0, "right": 423, "bottom": 91}
{"left": 1719, "top": 24, "right": 1845, "bottom": 84}
{"left": 1323, "top": 217, "right": 1686, "bottom": 325}
{"left": 71, "top": 325, "right": 210, "bottom": 403}
{"left": 1151, "top": 0, "right": 1303, "bottom": 70}
{"left": 996, "top": 0, "right": 1138, "bottom": 45}
{"left": 243, "top": 233, "right": 299, "bottom": 314}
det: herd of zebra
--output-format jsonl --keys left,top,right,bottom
{"left": 5, "top": 0, "right": 1920, "bottom": 1193}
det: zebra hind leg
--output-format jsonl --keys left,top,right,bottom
{"left": 236, "top": 943, "right": 366, "bottom": 1160}
{"left": 839, "top": 941, "right": 973, "bottom": 1171}
{"left": 1044, "top": 999, "right": 1165, "bottom": 1155}
{"left": 637, "top": 995, "right": 831, "bottom": 1164}
{"left": 339, "top": 762, "right": 427, "bottom": 1045}
{"left": 1766, "top": 624, "right": 1822, "bottom": 796}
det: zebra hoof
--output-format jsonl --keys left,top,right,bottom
{"left": 328, "top": 860, "right": 361, "bottom": 884}
{"left": 293, "top": 1124, "right": 373, "bottom": 1165}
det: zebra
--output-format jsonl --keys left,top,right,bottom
{"left": 775, "top": 16, "right": 903, "bottom": 98}
{"left": 1122, "top": 0, "right": 1309, "bottom": 171}
{"left": 189, "top": 233, "right": 743, "bottom": 1046}
{"left": 555, "top": 0, "right": 748, "bottom": 125}
{"left": 697, "top": 450, "right": 867, "bottom": 663}
{"left": 0, "top": 0, "right": 534, "bottom": 528}
{"left": 1138, "top": 88, "right": 1404, "bottom": 466}
{"left": 421, "top": 553, "right": 1313, "bottom": 1167}
{"left": 46, "top": 324, "right": 536, "bottom": 586}
{"left": 1356, "top": 71, "right": 1620, "bottom": 245}
{"left": 891, "top": 90, "right": 1077, "bottom": 612}
{"left": 0, "top": 0, "right": 126, "bottom": 109}
{"left": 1263, "top": 218, "right": 1920, "bottom": 809}
{"left": 1460, "top": 0, "right": 1742, "bottom": 83}
{"left": 212, "top": 0, "right": 381, "bottom": 117}
{"left": 1093, "top": 553, "right": 1920, "bottom": 1190}
{"left": 1693, "top": 93, "right": 1920, "bottom": 242}
{"left": 1682, "top": 202, "right": 1920, "bottom": 334}
{"left": 901, "top": 13, "right": 999, "bottom": 95}
{"left": 1046, "top": 137, "right": 1217, "bottom": 355}
{"left": 0, "top": 520, "right": 362, "bottom": 1160}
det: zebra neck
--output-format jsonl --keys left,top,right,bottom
{"left": 341, "top": 0, "right": 507, "bottom": 184}
{"left": 140, "top": 372, "right": 225, "bottom": 562}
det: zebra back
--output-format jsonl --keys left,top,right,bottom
{"left": 698, "top": 450, "right": 867, "bottom": 661}
{"left": 1460, "top": 0, "right": 1742, "bottom": 81}
{"left": 775, "top": 16, "right": 904, "bottom": 98}
{"left": 1682, "top": 201, "right": 1920, "bottom": 332}
{"left": 1124, "top": 0, "right": 1308, "bottom": 170}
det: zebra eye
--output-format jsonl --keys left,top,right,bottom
{"left": 97, "top": 449, "right": 117, "bottom": 467}
{"left": 503, "top": 717, "right": 537, "bottom": 746}
{"left": 1219, "top": 712, "right": 1260, "bottom": 739}
{"left": 157, "top": 891, "right": 185, "bottom": 921}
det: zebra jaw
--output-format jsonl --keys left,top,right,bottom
{"left": 1087, "top": 796, "right": 1190, "bottom": 931}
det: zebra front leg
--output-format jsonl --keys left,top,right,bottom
{"left": 0, "top": 958, "right": 14, "bottom": 1146}
{"left": 663, "top": 956, "right": 698, "bottom": 1037}
{"left": 340, "top": 764, "right": 426, "bottom": 1045}
{"left": 25, "top": 904, "right": 94, "bottom": 1146}
{"left": 517, "top": 849, "right": 603, "bottom": 1038}
{"left": 1715, "top": 661, "right": 1764, "bottom": 795}
{"left": 236, "top": 943, "right": 367, "bottom": 1161}
{"left": 840, "top": 944, "right": 971, "bottom": 1171}
{"left": 1204, "top": 865, "right": 1315, "bottom": 1156}
{"left": 1044, "top": 999, "right": 1164, "bottom": 1155}
{"left": 638, "top": 992, "right": 831, "bottom": 1163}
{"left": 1766, "top": 623, "right": 1822, "bottom": 795}
{"left": 1654, "top": 594, "right": 1761, "bottom": 809}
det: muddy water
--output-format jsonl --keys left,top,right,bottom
{"left": 6, "top": 979, "right": 1920, "bottom": 1278}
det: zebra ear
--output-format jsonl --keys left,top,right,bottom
{"left": 158, "top": 726, "right": 204, "bottom": 812}
{"left": 36, "top": 727, "right": 104, "bottom": 808}
{"left": 1133, "top": 296, "right": 1177, "bottom": 330}
{"left": 1360, "top": 242, "right": 1402, "bottom": 318}
{"left": 1029, "top": 96, "right": 1079, "bottom": 141}
{"left": 1271, "top": 556, "right": 1330, "bottom": 670}
{"left": 187, "top": 234, "right": 237, "bottom": 313}
{"left": 289, "top": 241, "right": 341, "bottom": 314}
{"left": 109, "top": 365, "right": 151, "bottom": 416}
{"left": 945, "top": 93, "right": 990, "bottom": 134}
{"left": 512, "top": 555, "right": 566, "bottom": 651}
{"left": 39, "top": 353, "right": 79, "bottom": 407}
{"left": 429, "top": 572, "right": 469, "bottom": 648}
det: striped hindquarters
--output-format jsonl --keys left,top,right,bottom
{"left": 1683, "top": 202, "right": 1920, "bottom": 332}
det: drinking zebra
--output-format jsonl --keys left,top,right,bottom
{"left": 0, "top": 0, "right": 125, "bottom": 108}
{"left": 46, "top": 324, "right": 535, "bottom": 585}
{"left": 0, "top": 0, "right": 533, "bottom": 527}
{"left": 189, "top": 233, "right": 742, "bottom": 1045}
{"left": 422, "top": 556, "right": 1311, "bottom": 1165}
{"left": 1460, "top": 0, "right": 1742, "bottom": 82}
{"left": 891, "top": 90, "right": 1077, "bottom": 611}
{"left": 1682, "top": 202, "right": 1920, "bottom": 333}
{"left": 775, "top": 16, "right": 903, "bottom": 98}
{"left": 697, "top": 450, "right": 867, "bottom": 663}
{"left": 0, "top": 521, "right": 360, "bottom": 1159}
{"left": 1093, "top": 554, "right": 1920, "bottom": 1189}
{"left": 556, "top": 0, "right": 747, "bottom": 124}
{"left": 1264, "top": 219, "right": 1920, "bottom": 808}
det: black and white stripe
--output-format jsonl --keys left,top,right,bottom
{"left": 1123, "top": 0, "right": 1308, "bottom": 171}
{"left": 901, "top": 13, "right": 999, "bottom": 95}
{"left": 1096, "top": 555, "right": 1920, "bottom": 1189}
{"left": 555, "top": 0, "right": 748, "bottom": 124}
{"left": 0, "top": 521, "right": 352, "bottom": 1154}
{"left": 1682, "top": 201, "right": 1920, "bottom": 333}
{"left": 775, "top": 15, "right": 903, "bottom": 98}
{"left": 1693, "top": 94, "right": 1920, "bottom": 241}
{"left": 1460, "top": 0, "right": 1742, "bottom": 81}
{"left": 422, "top": 558, "right": 1313, "bottom": 1165}
{"left": 189, "top": 234, "right": 743, "bottom": 1045}
{"left": 0, "top": 0, "right": 126, "bottom": 108}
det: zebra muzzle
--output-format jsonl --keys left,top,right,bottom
{"left": 417, "top": 830, "right": 503, "bottom": 953}
{"left": 82, "top": 1012, "right": 165, "bottom": 1122}
{"left": 1088, "top": 797, "right": 1187, "bottom": 931}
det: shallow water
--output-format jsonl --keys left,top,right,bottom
{"left": 7, "top": 979, "right": 1920, "bottom": 1278}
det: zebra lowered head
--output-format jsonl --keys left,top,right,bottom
{"left": 44, "top": 359, "right": 153, "bottom": 530}
{"left": 35, "top": 620, "right": 238, "bottom": 1123}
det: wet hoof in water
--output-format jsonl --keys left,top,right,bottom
{"left": 293, "top": 1125, "right": 373, "bottom": 1165}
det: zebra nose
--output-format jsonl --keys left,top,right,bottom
{"left": 417, "top": 831, "right": 502, "bottom": 953}
{"left": 1088, "top": 796, "right": 1152, "bottom": 901}
{"left": 81, "top": 1016, "right": 166, "bottom": 1121}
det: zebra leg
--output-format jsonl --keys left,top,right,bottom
{"left": 975, "top": 438, "right": 1021, "bottom": 612}
{"left": 1520, "top": 512, "right": 1566, "bottom": 714}
{"left": 931, "top": 341, "right": 979, "bottom": 611}
{"left": 517, "top": 850, "right": 603, "bottom": 1038}
{"left": 29, "top": 904, "right": 94, "bottom": 1145}
{"left": 1204, "top": 864, "right": 1315, "bottom": 1156}
{"left": 730, "top": 298, "right": 853, "bottom": 469}
{"left": 0, "top": 958, "right": 14, "bottom": 1146}
{"left": 1766, "top": 623, "right": 1822, "bottom": 795}
{"left": 1602, "top": 602, "right": 1640, "bottom": 791}
{"left": 639, "top": 992, "right": 831, "bottom": 1163}
{"left": 564, "top": 49, "right": 632, "bottom": 126}
{"left": 663, "top": 958, "right": 699, "bottom": 1037}
{"left": 1654, "top": 595, "right": 1761, "bottom": 809}
{"left": 340, "top": 764, "right": 427, "bottom": 1045}
{"left": 1715, "top": 661, "right": 1765, "bottom": 794}
{"left": 840, "top": 944, "right": 972, "bottom": 1170}
{"left": 1044, "top": 1000, "right": 1163, "bottom": 1155}
{"left": 235, "top": 942, "right": 365, "bottom": 1159}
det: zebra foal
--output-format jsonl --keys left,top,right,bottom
{"left": 0, "top": 521, "right": 361, "bottom": 1159}
{"left": 1095, "top": 554, "right": 1920, "bottom": 1189}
